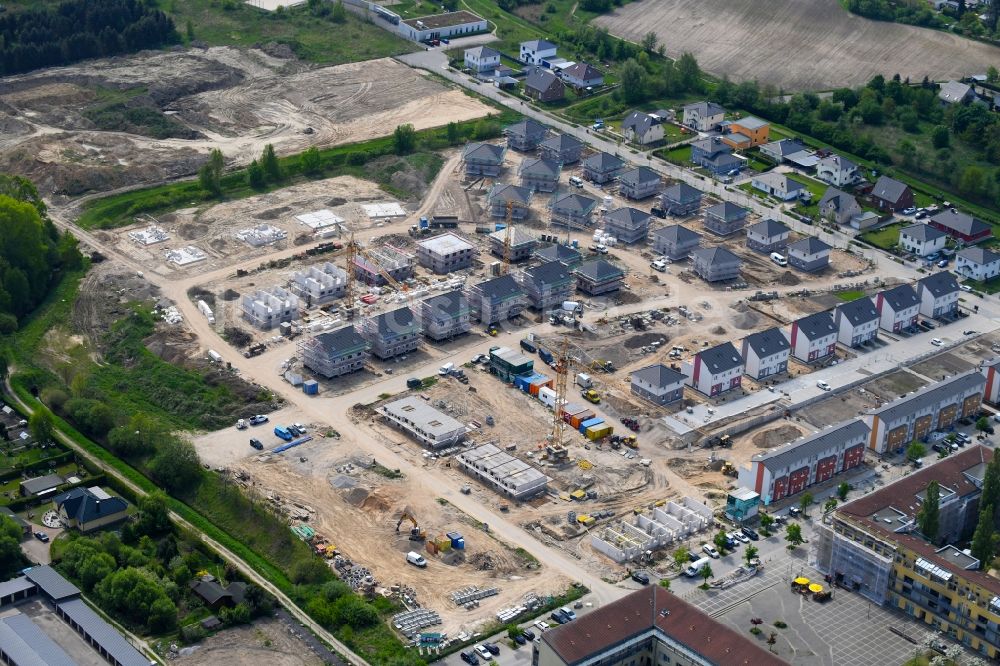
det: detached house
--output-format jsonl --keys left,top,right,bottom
{"left": 703, "top": 202, "right": 747, "bottom": 236}
{"left": 683, "top": 342, "right": 743, "bottom": 397}
{"left": 574, "top": 259, "right": 624, "bottom": 295}
{"left": 360, "top": 307, "right": 421, "bottom": 360}
{"left": 486, "top": 183, "right": 532, "bottom": 219}
{"left": 52, "top": 487, "right": 129, "bottom": 533}
{"left": 462, "top": 142, "right": 506, "bottom": 177}
{"left": 741, "top": 327, "right": 790, "bottom": 380}
{"left": 518, "top": 157, "right": 561, "bottom": 192}
{"left": 488, "top": 225, "right": 535, "bottom": 261}
{"left": 466, "top": 275, "right": 527, "bottom": 324}
{"left": 603, "top": 207, "right": 650, "bottom": 244}
{"left": 917, "top": 272, "right": 960, "bottom": 319}
{"left": 876, "top": 284, "right": 920, "bottom": 332}
{"left": 524, "top": 68, "right": 564, "bottom": 102}
{"left": 617, "top": 166, "right": 661, "bottom": 200}
{"left": 682, "top": 101, "right": 726, "bottom": 132}
{"left": 834, "top": 296, "right": 879, "bottom": 347}
{"left": 539, "top": 134, "right": 584, "bottom": 164}
{"left": 690, "top": 137, "right": 742, "bottom": 175}
{"left": 630, "top": 364, "right": 686, "bottom": 406}
{"left": 930, "top": 209, "right": 992, "bottom": 244}
{"left": 660, "top": 182, "right": 702, "bottom": 216}
{"left": 581, "top": 151, "right": 625, "bottom": 184}
{"left": 550, "top": 192, "right": 597, "bottom": 228}
{"left": 533, "top": 243, "right": 582, "bottom": 268}
{"left": 723, "top": 116, "right": 770, "bottom": 149}
{"left": 750, "top": 172, "right": 806, "bottom": 201}
{"left": 939, "top": 80, "right": 975, "bottom": 105}
{"left": 787, "top": 237, "right": 832, "bottom": 272}
{"left": 622, "top": 111, "right": 664, "bottom": 146}
{"left": 816, "top": 155, "right": 860, "bottom": 187}
{"left": 419, "top": 290, "right": 471, "bottom": 341}
{"left": 899, "top": 223, "right": 947, "bottom": 257}
{"left": 760, "top": 138, "right": 809, "bottom": 163}
{"left": 519, "top": 39, "right": 557, "bottom": 65}
{"left": 956, "top": 247, "right": 1000, "bottom": 282}
{"left": 745, "top": 219, "right": 789, "bottom": 254}
{"left": 561, "top": 62, "right": 603, "bottom": 89}
{"left": 464, "top": 46, "right": 500, "bottom": 74}
{"left": 818, "top": 187, "right": 862, "bottom": 226}
{"left": 789, "top": 311, "right": 837, "bottom": 363}
{"left": 505, "top": 118, "right": 547, "bottom": 151}
{"left": 871, "top": 176, "right": 914, "bottom": 212}
{"left": 652, "top": 224, "right": 701, "bottom": 260}
{"left": 518, "top": 261, "right": 575, "bottom": 311}
{"left": 691, "top": 246, "right": 741, "bottom": 282}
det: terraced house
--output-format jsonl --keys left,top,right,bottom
{"left": 834, "top": 296, "right": 879, "bottom": 347}
{"left": 740, "top": 326, "right": 790, "bottom": 380}
{"left": 683, "top": 342, "right": 743, "bottom": 396}
{"left": 789, "top": 311, "right": 837, "bottom": 362}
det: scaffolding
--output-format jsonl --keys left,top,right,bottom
{"left": 290, "top": 262, "right": 348, "bottom": 305}
{"left": 353, "top": 245, "right": 414, "bottom": 286}
{"left": 298, "top": 327, "right": 369, "bottom": 378}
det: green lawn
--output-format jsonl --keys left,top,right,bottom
{"left": 860, "top": 223, "right": 904, "bottom": 250}
{"left": 659, "top": 144, "right": 692, "bottom": 165}
{"left": 834, "top": 290, "right": 865, "bottom": 302}
{"left": 960, "top": 278, "right": 1000, "bottom": 295}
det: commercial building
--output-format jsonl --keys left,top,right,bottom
{"left": 376, "top": 396, "right": 466, "bottom": 449}
{"left": 487, "top": 183, "right": 532, "bottom": 219}
{"left": 630, "top": 364, "right": 686, "bottom": 406}
{"left": 359, "top": 307, "right": 420, "bottom": 360}
{"left": 241, "top": 286, "right": 299, "bottom": 330}
{"left": 725, "top": 488, "right": 760, "bottom": 523}
{"left": 741, "top": 326, "right": 790, "bottom": 380}
{"left": 518, "top": 157, "right": 561, "bottom": 192}
{"left": 398, "top": 10, "right": 486, "bottom": 42}
{"left": 787, "top": 236, "right": 832, "bottom": 272}
{"left": 659, "top": 182, "right": 702, "bottom": 216}
{"left": 739, "top": 419, "right": 869, "bottom": 504}
{"left": 863, "top": 370, "right": 985, "bottom": 454}
{"left": 814, "top": 445, "right": 1000, "bottom": 659}
{"left": 299, "top": 326, "right": 370, "bottom": 378}
{"left": 505, "top": 118, "right": 548, "bottom": 152}
{"left": 681, "top": 101, "right": 726, "bottom": 131}
{"left": 462, "top": 142, "right": 506, "bottom": 177}
{"left": 419, "top": 290, "right": 471, "bottom": 341}
{"left": 876, "top": 283, "right": 920, "bottom": 333}
{"left": 702, "top": 202, "right": 747, "bottom": 236}
{"left": 456, "top": 443, "right": 547, "bottom": 500}
{"left": 52, "top": 486, "right": 129, "bottom": 533}
{"left": 652, "top": 224, "right": 701, "bottom": 260}
{"left": 466, "top": 275, "right": 527, "bottom": 325}
{"left": 549, "top": 192, "right": 597, "bottom": 229}
{"left": 289, "top": 262, "right": 347, "bottom": 305}
{"left": 745, "top": 218, "right": 790, "bottom": 253}
{"left": 956, "top": 247, "right": 1000, "bottom": 282}
{"left": 899, "top": 224, "right": 947, "bottom": 258}
{"left": 930, "top": 209, "right": 992, "bottom": 244}
{"left": 917, "top": 272, "right": 961, "bottom": 319}
{"left": 581, "top": 151, "right": 625, "bottom": 184}
{"left": 602, "top": 207, "right": 650, "bottom": 244}
{"left": 834, "top": 296, "right": 879, "bottom": 347}
{"left": 538, "top": 133, "right": 584, "bottom": 164}
{"left": 683, "top": 342, "right": 743, "bottom": 397}
{"left": 518, "top": 261, "right": 575, "bottom": 311}
{"left": 534, "top": 585, "right": 784, "bottom": 666}
{"left": 416, "top": 232, "right": 476, "bottom": 274}
{"left": 617, "top": 166, "right": 661, "bottom": 200}
{"left": 789, "top": 311, "right": 837, "bottom": 362}
{"left": 488, "top": 346, "right": 534, "bottom": 382}
{"left": 574, "top": 259, "right": 624, "bottom": 295}
{"left": 352, "top": 245, "right": 414, "bottom": 286}
{"left": 690, "top": 246, "right": 741, "bottom": 282}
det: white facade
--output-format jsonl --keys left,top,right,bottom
{"left": 398, "top": 12, "right": 487, "bottom": 42}
{"left": 241, "top": 286, "right": 300, "bottom": 330}
{"left": 289, "top": 262, "right": 347, "bottom": 305}
{"left": 750, "top": 173, "right": 802, "bottom": 201}
{"left": 464, "top": 47, "right": 500, "bottom": 73}
{"left": 899, "top": 226, "right": 947, "bottom": 257}
{"left": 834, "top": 307, "right": 879, "bottom": 347}
{"left": 682, "top": 102, "right": 725, "bottom": 132}
{"left": 816, "top": 155, "right": 859, "bottom": 187}
{"left": 742, "top": 345, "right": 788, "bottom": 380}
{"left": 876, "top": 291, "right": 920, "bottom": 333}
{"left": 457, "top": 443, "right": 547, "bottom": 499}
{"left": 789, "top": 317, "right": 837, "bottom": 363}
{"left": 918, "top": 282, "right": 959, "bottom": 319}
{"left": 377, "top": 396, "right": 466, "bottom": 449}
{"left": 956, "top": 250, "right": 1000, "bottom": 282}
{"left": 519, "top": 39, "right": 557, "bottom": 65}
{"left": 681, "top": 346, "right": 743, "bottom": 397}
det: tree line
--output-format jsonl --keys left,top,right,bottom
{"left": 0, "top": 0, "right": 179, "bottom": 75}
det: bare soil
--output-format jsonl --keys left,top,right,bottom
{"left": 173, "top": 616, "right": 323, "bottom": 666}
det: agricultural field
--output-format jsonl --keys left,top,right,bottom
{"left": 595, "top": 0, "right": 1000, "bottom": 90}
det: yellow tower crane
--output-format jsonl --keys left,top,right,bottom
{"left": 546, "top": 336, "right": 571, "bottom": 461}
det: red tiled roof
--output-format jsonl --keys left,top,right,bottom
{"left": 541, "top": 586, "right": 786, "bottom": 665}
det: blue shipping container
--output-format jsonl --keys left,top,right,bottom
{"left": 419, "top": 217, "right": 429, "bottom": 228}
{"left": 303, "top": 380, "right": 319, "bottom": 395}
{"left": 579, "top": 417, "right": 603, "bottom": 434}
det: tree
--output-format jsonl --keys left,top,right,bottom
{"left": 699, "top": 562, "right": 714, "bottom": 589}
{"left": 658, "top": 578, "right": 670, "bottom": 590}
{"left": 676, "top": 52, "right": 701, "bottom": 92}
{"left": 907, "top": 441, "right": 926, "bottom": 462}
{"left": 641, "top": 31, "right": 657, "bottom": 53}
{"left": 837, "top": 482, "right": 850, "bottom": 502}
{"left": 971, "top": 504, "right": 996, "bottom": 569}
{"left": 198, "top": 148, "right": 224, "bottom": 196}
{"left": 713, "top": 530, "right": 729, "bottom": 555}
{"left": 799, "top": 492, "right": 813, "bottom": 517}
{"left": 136, "top": 493, "right": 172, "bottom": 537}
{"left": 767, "top": 632, "right": 777, "bottom": 652}
{"left": 185, "top": 19, "right": 194, "bottom": 42}
{"left": 959, "top": 166, "right": 987, "bottom": 199}
{"left": 29, "top": 409, "right": 54, "bottom": 444}
{"left": 982, "top": 455, "right": 1000, "bottom": 527}
{"left": 291, "top": 557, "right": 331, "bottom": 584}
{"left": 918, "top": 480, "right": 941, "bottom": 542}
{"left": 300, "top": 147, "right": 322, "bottom": 176}
{"left": 261, "top": 144, "right": 281, "bottom": 183}
{"left": 760, "top": 513, "right": 775, "bottom": 536}
{"left": 672, "top": 546, "right": 690, "bottom": 570}
{"left": 64, "top": 398, "right": 114, "bottom": 439}
{"left": 149, "top": 437, "right": 202, "bottom": 493}
{"left": 785, "top": 523, "right": 803, "bottom": 549}
{"left": 978, "top": 416, "right": 991, "bottom": 432}
{"left": 446, "top": 121, "right": 460, "bottom": 145}
{"left": 988, "top": 66, "right": 999, "bottom": 84}
{"left": 931, "top": 125, "right": 950, "bottom": 150}
{"left": 247, "top": 160, "right": 265, "bottom": 189}
{"left": 393, "top": 123, "right": 416, "bottom": 155}
{"left": 0, "top": 515, "right": 27, "bottom": 579}
{"left": 744, "top": 544, "right": 759, "bottom": 567}
{"left": 618, "top": 59, "right": 645, "bottom": 104}
{"left": 824, "top": 497, "right": 838, "bottom": 513}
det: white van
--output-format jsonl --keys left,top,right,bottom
{"left": 439, "top": 362, "right": 455, "bottom": 376}
{"left": 770, "top": 252, "right": 788, "bottom": 267}
{"left": 650, "top": 260, "right": 667, "bottom": 272}
{"left": 406, "top": 551, "right": 427, "bottom": 568}
{"left": 684, "top": 556, "right": 712, "bottom": 577}
{"left": 569, "top": 176, "right": 584, "bottom": 188}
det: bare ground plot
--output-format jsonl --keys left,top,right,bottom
{"left": 910, "top": 351, "right": 975, "bottom": 380}
{"left": 174, "top": 616, "right": 324, "bottom": 666}
{"left": 594, "top": 0, "right": 1000, "bottom": 90}
{"left": 798, "top": 370, "right": 927, "bottom": 429}
{"left": 0, "top": 47, "right": 490, "bottom": 195}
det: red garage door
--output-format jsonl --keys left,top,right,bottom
{"left": 963, "top": 395, "right": 981, "bottom": 417}
{"left": 772, "top": 476, "right": 788, "bottom": 502}
{"left": 815, "top": 456, "right": 837, "bottom": 484}
{"left": 788, "top": 466, "right": 810, "bottom": 496}
{"left": 843, "top": 444, "right": 865, "bottom": 471}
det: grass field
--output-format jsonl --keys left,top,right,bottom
{"left": 659, "top": 144, "right": 693, "bottom": 165}
{"left": 834, "top": 290, "right": 865, "bottom": 302}
{"left": 861, "top": 223, "right": 904, "bottom": 250}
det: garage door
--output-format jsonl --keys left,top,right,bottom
{"left": 772, "top": 476, "right": 788, "bottom": 501}
{"left": 815, "top": 456, "right": 837, "bottom": 484}
{"left": 788, "top": 467, "right": 810, "bottom": 495}
{"left": 914, "top": 415, "right": 933, "bottom": 440}
{"left": 887, "top": 425, "right": 909, "bottom": 450}
{"left": 963, "top": 395, "right": 982, "bottom": 418}
{"left": 938, "top": 404, "right": 958, "bottom": 429}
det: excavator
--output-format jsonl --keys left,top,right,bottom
{"left": 395, "top": 510, "right": 426, "bottom": 541}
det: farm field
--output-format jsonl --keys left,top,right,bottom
{"left": 594, "top": 0, "right": 1000, "bottom": 90}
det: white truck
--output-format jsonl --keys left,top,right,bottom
{"left": 207, "top": 350, "right": 223, "bottom": 363}
{"left": 197, "top": 299, "right": 215, "bottom": 325}
{"left": 684, "top": 556, "right": 712, "bottom": 577}
{"left": 575, "top": 373, "right": 593, "bottom": 389}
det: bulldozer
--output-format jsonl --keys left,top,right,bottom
{"left": 721, "top": 461, "right": 738, "bottom": 477}
{"left": 395, "top": 510, "right": 427, "bottom": 541}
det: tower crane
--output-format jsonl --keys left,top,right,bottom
{"left": 343, "top": 231, "right": 412, "bottom": 319}
{"left": 546, "top": 336, "right": 571, "bottom": 461}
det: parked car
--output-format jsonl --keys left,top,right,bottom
{"left": 514, "top": 634, "right": 527, "bottom": 646}
{"left": 733, "top": 530, "right": 750, "bottom": 543}
{"left": 522, "top": 629, "right": 536, "bottom": 641}
{"left": 250, "top": 438, "right": 264, "bottom": 450}
{"left": 937, "top": 259, "right": 949, "bottom": 268}
{"left": 902, "top": 207, "right": 917, "bottom": 215}
{"left": 960, "top": 284, "right": 974, "bottom": 292}
{"left": 475, "top": 645, "right": 492, "bottom": 661}
{"left": 484, "top": 643, "right": 500, "bottom": 656}
{"left": 460, "top": 651, "right": 479, "bottom": 665}
{"left": 931, "top": 338, "right": 943, "bottom": 346}
{"left": 559, "top": 606, "right": 577, "bottom": 621}
{"left": 236, "top": 419, "right": 248, "bottom": 430}
{"left": 816, "top": 380, "right": 831, "bottom": 391}
{"left": 630, "top": 571, "right": 650, "bottom": 584}
{"left": 550, "top": 610, "right": 570, "bottom": 624}
{"left": 533, "top": 620, "right": 550, "bottom": 632}
{"left": 789, "top": 506, "right": 801, "bottom": 517}
{"left": 249, "top": 414, "right": 268, "bottom": 425}
{"left": 702, "top": 543, "right": 720, "bottom": 559}
{"left": 723, "top": 533, "right": 737, "bottom": 549}
{"left": 34, "top": 531, "right": 49, "bottom": 543}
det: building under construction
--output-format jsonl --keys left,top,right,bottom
{"left": 300, "top": 326, "right": 370, "bottom": 378}
{"left": 376, "top": 396, "right": 467, "bottom": 449}
{"left": 241, "top": 286, "right": 300, "bottom": 330}
{"left": 488, "top": 226, "right": 536, "bottom": 262}
{"left": 289, "top": 262, "right": 347, "bottom": 305}
{"left": 466, "top": 275, "right": 527, "bottom": 325}
{"left": 358, "top": 306, "right": 421, "bottom": 359}
{"left": 456, "top": 443, "right": 548, "bottom": 500}
{"left": 353, "top": 246, "right": 414, "bottom": 286}
{"left": 419, "top": 290, "right": 472, "bottom": 341}
{"left": 590, "top": 497, "right": 713, "bottom": 563}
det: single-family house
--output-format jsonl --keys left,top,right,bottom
{"left": 416, "top": 232, "right": 476, "bottom": 274}
{"left": 518, "top": 157, "right": 561, "bottom": 192}
{"left": 929, "top": 209, "right": 992, "bottom": 244}
{"left": 505, "top": 118, "right": 548, "bottom": 152}
{"left": 917, "top": 272, "right": 961, "bottom": 319}
{"left": 660, "top": 182, "right": 702, "bottom": 216}
{"left": 621, "top": 111, "right": 664, "bottom": 146}
{"left": 745, "top": 219, "right": 790, "bottom": 254}
{"left": 630, "top": 364, "right": 687, "bottom": 406}
{"left": 518, "top": 261, "right": 575, "bottom": 311}
{"left": 533, "top": 243, "right": 582, "bottom": 268}
{"left": 682, "top": 101, "right": 726, "bottom": 132}
{"left": 359, "top": 307, "right": 421, "bottom": 360}
{"left": 538, "top": 134, "right": 584, "bottom": 164}
{"left": 550, "top": 192, "right": 597, "bottom": 229}
{"left": 939, "top": 80, "right": 975, "bottom": 105}
{"left": 52, "top": 487, "right": 129, "bottom": 533}
{"left": 617, "top": 166, "right": 661, "bottom": 200}
{"left": 574, "top": 259, "right": 624, "bottom": 295}
{"left": 190, "top": 578, "right": 248, "bottom": 611}
{"left": 581, "top": 151, "right": 625, "bottom": 184}
{"left": 488, "top": 225, "right": 536, "bottom": 261}
{"left": 462, "top": 142, "right": 506, "bottom": 177}
{"left": 486, "top": 183, "right": 532, "bottom": 219}
{"left": 956, "top": 247, "right": 1000, "bottom": 282}
{"left": 690, "top": 137, "right": 743, "bottom": 175}
{"left": 652, "top": 224, "right": 701, "bottom": 260}
{"left": 419, "top": 290, "right": 471, "bottom": 341}
{"left": 870, "top": 176, "right": 914, "bottom": 212}
{"left": 818, "top": 187, "right": 863, "bottom": 226}
{"left": 300, "top": 327, "right": 369, "bottom": 378}
{"left": 520, "top": 39, "right": 557, "bottom": 65}
{"left": 561, "top": 62, "right": 603, "bottom": 89}
{"left": 683, "top": 342, "right": 743, "bottom": 397}
{"left": 789, "top": 311, "right": 837, "bottom": 363}
{"left": 524, "top": 68, "right": 564, "bottom": 102}
{"left": 816, "top": 155, "right": 860, "bottom": 187}
{"left": 899, "top": 223, "right": 947, "bottom": 257}
{"left": 723, "top": 116, "right": 770, "bottom": 149}
{"left": 703, "top": 202, "right": 747, "bottom": 236}
{"left": 787, "top": 236, "right": 832, "bottom": 272}
{"left": 759, "top": 138, "right": 809, "bottom": 163}
{"left": 741, "top": 327, "right": 790, "bottom": 380}
{"left": 464, "top": 46, "right": 500, "bottom": 74}
{"left": 691, "top": 246, "right": 742, "bottom": 282}
{"left": 466, "top": 275, "right": 527, "bottom": 324}
{"left": 834, "top": 296, "right": 879, "bottom": 347}
{"left": 876, "top": 284, "right": 920, "bottom": 332}
{"left": 750, "top": 172, "right": 806, "bottom": 201}
{"left": 603, "top": 207, "right": 650, "bottom": 244}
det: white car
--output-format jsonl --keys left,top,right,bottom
{"left": 816, "top": 380, "right": 831, "bottom": 391}
{"left": 732, "top": 531, "right": 750, "bottom": 544}
{"left": 960, "top": 284, "right": 973, "bottom": 292}
{"left": 293, "top": 423, "right": 307, "bottom": 433}
{"left": 474, "top": 646, "right": 492, "bottom": 661}
{"left": 931, "top": 338, "right": 943, "bottom": 346}
{"left": 236, "top": 419, "right": 247, "bottom": 430}
{"left": 702, "top": 543, "right": 720, "bottom": 559}
{"left": 533, "top": 620, "right": 550, "bottom": 632}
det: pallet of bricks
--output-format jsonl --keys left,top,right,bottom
{"left": 392, "top": 608, "right": 442, "bottom": 640}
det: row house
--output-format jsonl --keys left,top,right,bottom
{"left": 876, "top": 283, "right": 920, "bottom": 333}
{"left": 834, "top": 296, "right": 879, "bottom": 347}
{"left": 683, "top": 342, "right": 743, "bottom": 397}
{"left": 741, "top": 327, "right": 790, "bottom": 380}
{"left": 983, "top": 357, "right": 1000, "bottom": 405}
{"left": 789, "top": 311, "right": 837, "bottom": 363}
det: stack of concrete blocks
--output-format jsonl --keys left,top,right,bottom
{"left": 289, "top": 262, "right": 347, "bottom": 305}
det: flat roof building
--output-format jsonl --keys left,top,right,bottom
{"left": 377, "top": 396, "right": 466, "bottom": 449}
{"left": 398, "top": 10, "right": 486, "bottom": 42}
{"left": 416, "top": 232, "right": 476, "bottom": 274}
{"left": 457, "top": 443, "right": 547, "bottom": 500}
{"left": 289, "top": 262, "right": 347, "bottom": 305}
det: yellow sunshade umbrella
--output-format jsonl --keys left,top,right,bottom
{"left": 808, "top": 583, "right": 823, "bottom": 593}
{"left": 793, "top": 577, "right": 810, "bottom": 585}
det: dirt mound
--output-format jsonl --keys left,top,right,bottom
{"left": 178, "top": 222, "right": 209, "bottom": 240}
{"left": 294, "top": 233, "right": 313, "bottom": 246}
{"left": 617, "top": 290, "right": 641, "bottom": 305}
{"left": 624, "top": 332, "right": 668, "bottom": 350}
{"left": 751, "top": 424, "right": 807, "bottom": 449}
{"left": 259, "top": 42, "right": 297, "bottom": 60}
{"left": 221, "top": 289, "right": 240, "bottom": 301}
{"left": 326, "top": 197, "right": 348, "bottom": 206}
{"left": 732, "top": 311, "right": 760, "bottom": 330}
{"left": 710, "top": 325, "right": 727, "bottom": 335}
{"left": 778, "top": 271, "right": 801, "bottom": 286}
{"left": 731, "top": 301, "right": 749, "bottom": 313}
{"left": 254, "top": 206, "right": 292, "bottom": 220}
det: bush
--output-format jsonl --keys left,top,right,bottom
{"left": 63, "top": 398, "right": 114, "bottom": 439}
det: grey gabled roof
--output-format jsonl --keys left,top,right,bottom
{"left": 653, "top": 224, "right": 701, "bottom": 244}
{"left": 901, "top": 223, "right": 946, "bottom": 243}
{"left": 562, "top": 62, "right": 602, "bottom": 81}
{"left": 868, "top": 369, "right": 985, "bottom": 423}
{"left": 918, "top": 272, "right": 960, "bottom": 299}
{"left": 762, "top": 138, "right": 807, "bottom": 157}
{"left": 23, "top": 566, "right": 79, "bottom": 601}
{"left": 619, "top": 166, "right": 660, "bottom": 186}
{"left": 526, "top": 260, "right": 573, "bottom": 287}
{"left": 691, "top": 136, "right": 732, "bottom": 157}
{"left": 521, "top": 39, "right": 556, "bottom": 50}
{"left": 534, "top": 243, "right": 581, "bottom": 264}
{"left": 488, "top": 182, "right": 532, "bottom": 206}
{"left": 506, "top": 118, "right": 547, "bottom": 140}
{"left": 788, "top": 236, "right": 832, "bottom": 255}
{"left": 525, "top": 68, "right": 561, "bottom": 93}
{"left": 575, "top": 258, "right": 624, "bottom": 281}
{"left": 932, "top": 209, "right": 991, "bottom": 237}
{"left": 57, "top": 598, "right": 149, "bottom": 666}
{"left": 872, "top": 175, "right": 910, "bottom": 203}
{"left": 957, "top": 247, "right": 1000, "bottom": 265}
{"left": 661, "top": 182, "right": 701, "bottom": 204}
{"left": 794, "top": 311, "right": 837, "bottom": 340}
{"left": 489, "top": 225, "right": 535, "bottom": 247}
{"left": 818, "top": 186, "right": 855, "bottom": 211}
{"left": 53, "top": 487, "right": 128, "bottom": 524}
{"left": 539, "top": 133, "right": 584, "bottom": 153}
{"left": 551, "top": 192, "right": 597, "bottom": 214}
{"left": 683, "top": 101, "right": 725, "bottom": 116}
{"left": 605, "top": 207, "right": 650, "bottom": 226}
{"left": 752, "top": 172, "right": 805, "bottom": 193}
{"left": 373, "top": 307, "right": 418, "bottom": 337}
{"left": 474, "top": 274, "right": 524, "bottom": 300}
{"left": 746, "top": 218, "right": 789, "bottom": 239}
{"left": 631, "top": 363, "right": 686, "bottom": 388}
{"left": 939, "top": 80, "right": 972, "bottom": 103}
{"left": 422, "top": 290, "right": 469, "bottom": 318}
{"left": 819, "top": 153, "right": 857, "bottom": 172}
{"left": 20, "top": 474, "right": 63, "bottom": 495}
{"left": 622, "top": 111, "right": 655, "bottom": 137}
{"left": 742, "top": 326, "right": 790, "bottom": 358}
{"left": 705, "top": 202, "right": 746, "bottom": 223}
{"left": 696, "top": 341, "right": 743, "bottom": 374}
{"left": 753, "top": 419, "right": 870, "bottom": 471}
{"left": 0, "top": 613, "right": 76, "bottom": 666}
{"left": 315, "top": 326, "right": 369, "bottom": 356}
{"left": 463, "top": 142, "right": 505, "bottom": 164}
{"left": 691, "top": 246, "right": 741, "bottom": 267}
{"left": 879, "top": 283, "right": 920, "bottom": 311}
{"left": 465, "top": 45, "right": 499, "bottom": 59}
{"left": 837, "top": 296, "right": 879, "bottom": 326}
{"left": 582, "top": 151, "right": 625, "bottom": 172}
{"left": 518, "top": 157, "right": 560, "bottom": 179}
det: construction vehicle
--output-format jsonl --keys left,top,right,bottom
{"left": 396, "top": 511, "right": 427, "bottom": 541}
{"left": 581, "top": 389, "right": 601, "bottom": 404}
{"left": 721, "top": 461, "right": 738, "bottom": 477}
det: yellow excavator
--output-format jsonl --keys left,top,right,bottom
{"left": 395, "top": 510, "right": 426, "bottom": 541}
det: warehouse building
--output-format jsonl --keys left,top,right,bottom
{"left": 466, "top": 275, "right": 527, "bottom": 325}
{"left": 416, "top": 232, "right": 477, "bottom": 274}
{"left": 864, "top": 370, "right": 986, "bottom": 454}
{"left": 359, "top": 306, "right": 421, "bottom": 360}
{"left": 489, "top": 346, "right": 534, "bottom": 382}
{"left": 456, "top": 443, "right": 548, "bottom": 500}
{"left": 397, "top": 10, "right": 486, "bottom": 42}
{"left": 289, "top": 262, "right": 347, "bottom": 305}
{"left": 419, "top": 290, "right": 471, "bottom": 341}
{"left": 376, "top": 396, "right": 466, "bottom": 449}
{"left": 738, "top": 419, "right": 869, "bottom": 504}
{"left": 241, "top": 286, "right": 299, "bottom": 330}
{"left": 834, "top": 296, "right": 879, "bottom": 347}
{"left": 518, "top": 261, "right": 575, "bottom": 311}
{"left": 300, "top": 326, "right": 370, "bottom": 378}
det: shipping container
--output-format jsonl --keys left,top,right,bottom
{"left": 560, "top": 402, "right": 585, "bottom": 419}
{"left": 586, "top": 424, "right": 613, "bottom": 440}
{"left": 538, "top": 386, "right": 557, "bottom": 408}
{"left": 569, "top": 410, "right": 596, "bottom": 429}
{"left": 529, "top": 376, "right": 551, "bottom": 396}
{"left": 575, "top": 373, "right": 593, "bottom": 388}
{"left": 303, "top": 380, "right": 319, "bottom": 395}
{"left": 579, "top": 417, "right": 604, "bottom": 434}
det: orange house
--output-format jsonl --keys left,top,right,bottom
{"left": 722, "top": 116, "right": 770, "bottom": 150}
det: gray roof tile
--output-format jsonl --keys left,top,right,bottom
{"left": 836, "top": 296, "right": 879, "bottom": 326}
{"left": 794, "top": 311, "right": 837, "bottom": 340}
{"left": 697, "top": 342, "right": 743, "bottom": 374}
{"left": 631, "top": 363, "right": 686, "bottom": 387}
{"left": 753, "top": 420, "right": 870, "bottom": 471}
{"left": 742, "top": 326, "right": 790, "bottom": 357}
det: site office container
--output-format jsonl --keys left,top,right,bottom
{"left": 568, "top": 410, "right": 596, "bottom": 429}
{"left": 529, "top": 376, "right": 552, "bottom": 396}
{"left": 560, "top": 402, "right": 585, "bottom": 420}
{"left": 579, "top": 417, "right": 604, "bottom": 434}
{"left": 586, "top": 424, "right": 613, "bottom": 440}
